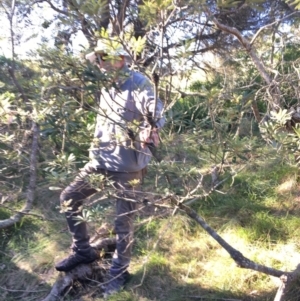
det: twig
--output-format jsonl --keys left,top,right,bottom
{"left": 204, "top": 7, "right": 281, "bottom": 110}
{"left": 250, "top": 12, "right": 300, "bottom": 45}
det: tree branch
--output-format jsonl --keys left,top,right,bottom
{"left": 250, "top": 11, "right": 300, "bottom": 45}
{"left": 169, "top": 195, "right": 290, "bottom": 278}
{"left": 204, "top": 8, "right": 282, "bottom": 110}
{"left": 32, "top": 0, "right": 70, "bottom": 16}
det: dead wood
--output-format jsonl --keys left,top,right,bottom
{"left": 172, "top": 197, "right": 287, "bottom": 277}
{"left": 41, "top": 208, "right": 170, "bottom": 300}
{"left": 41, "top": 264, "right": 97, "bottom": 301}
{"left": 274, "top": 274, "right": 289, "bottom": 301}
{"left": 42, "top": 195, "right": 300, "bottom": 301}
{"left": 89, "top": 223, "right": 115, "bottom": 248}
{"left": 169, "top": 195, "right": 300, "bottom": 300}
{"left": 274, "top": 264, "right": 300, "bottom": 301}
{"left": 41, "top": 237, "right": 116, "bottom": 301}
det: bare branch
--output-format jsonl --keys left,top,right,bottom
{"left": 251, "top": 11, "right": 300, "bottom": 45}
{"left": 204, "top": 8, "right": 282, "bottom": 110}
{"left": 32, "top": 0, "right": 69, "bottom": 16}
{"left": 170, "top": 195, "right": 290, "bottom": 278}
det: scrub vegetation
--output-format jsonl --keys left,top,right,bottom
{"left": 1, "top": 0, "right": 300, "bottom": 300}
{"left": 1, "top": 136, "right": 300, "bottom": 301}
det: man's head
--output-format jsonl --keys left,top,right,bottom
{"left": 85, "top": 38, "right": 127, "bottom": 71}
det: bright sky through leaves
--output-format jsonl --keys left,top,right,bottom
{"left": 0, "top": 3, "right": 88, "bottom": 58}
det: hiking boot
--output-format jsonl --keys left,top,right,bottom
{"left": 103, "top": 270, "right": 131, "bottom": 298}
{"left": 55, "top": 248, "right": 99, "bottom": 272}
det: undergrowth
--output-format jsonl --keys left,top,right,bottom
{"left": 1, "top": 134, "right": 300, "bottom": 301}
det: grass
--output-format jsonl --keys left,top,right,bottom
{"left": 1, "top": 136, "right": 300, "bottom": 301}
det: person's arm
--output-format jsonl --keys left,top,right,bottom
{"left": 135, "top": 77, "right": 165, "bottom": 149}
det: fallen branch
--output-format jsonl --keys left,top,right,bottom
{"left": 274, "top": 265, "right": 300, "bottom": 301}
{"left": 41, "top": 237, "right": 116, "bottom": 301}
{"left": 167, "top": 194, "right": 300, "bottom": 300}
{"left": 274, "top": 275, "right": 289, "bottom": 301}
{"left": 170, "top": 195, "right": 288, "bottom": 277}
{"left": 43, "top": 189, "right": 300, "bottom": 301}
{"left": 41, "top": 264, "right": 97, "bottom": 301}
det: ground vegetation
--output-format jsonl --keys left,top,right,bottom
{"left": 1, "top": 0, "right": 300, "bottom": 300}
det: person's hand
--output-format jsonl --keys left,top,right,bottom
{"left": 139, "top": 127, "right": 160, "bottom": 149}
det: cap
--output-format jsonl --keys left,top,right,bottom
{"left": 95, "top": 38, "right": 128, "bottom": 56}
{"left": 85, "top": 38, "right": 128, "bottom": 63}
{"left": 85, "top": 51, "right": 97, "bottom": 63}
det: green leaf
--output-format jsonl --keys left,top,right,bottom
{"left": 67, "top": 153, "right": 76, "bottom": 162}
{"left": 49, "top": 186, "right": 63, "bottom": 191}
{"left": 270, "top": 109, "right": 291, "bottom": 125}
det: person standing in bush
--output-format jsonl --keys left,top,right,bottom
{"left": 54, "top": 37, "right": 165, "bottom": 297}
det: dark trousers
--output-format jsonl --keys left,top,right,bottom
{"left": 60, "top": 162, "right": 143, "bottom": 272}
